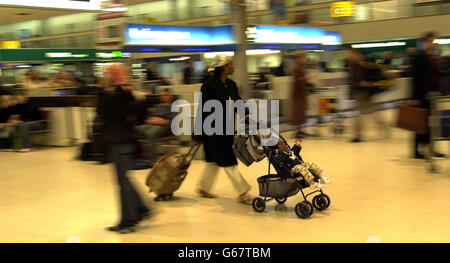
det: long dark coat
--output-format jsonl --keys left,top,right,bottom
{"left": 291, "top": 62, "right": 308, "bottom": 125}
{"left": 193, "top": 75, "right": 242, "bottom": 167}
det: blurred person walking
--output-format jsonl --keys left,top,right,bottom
{"left": 400, "top": 48, "right": 416, "bottom": 77}
{"left": 410, "top": 32, "right": 445, "bottom": 159}
{"left": 291, "top": 51, "right": 315, "bottom": 137}
{"left": 97, "top": 64, "right": 151, "bottom": 234}
{"left": 193, "top": 55, "right": 253, "bottom": 204}
{"left": 347, "top": 49, "right": 390, "bottom": 142}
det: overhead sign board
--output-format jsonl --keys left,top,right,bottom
{"left": 96, "top": 50, "right": 130, "bottom": 59}
{"left": 0, "top": 41, "right": 21, "bottom": 49}
{"left": 124, "top": 24, "right": 236, "bottom": 46}
{"left": 322, "top": 31, "right": 342, "bottom": 46}
{"left": 123, "top": 24, "right": 341, "bottom": 52}
{"left": 0, "top": 49, "right": 130, "bottom": 62}
{"left": 331, "top": 1, "right": 356, "bottom": 17}
{"left": 247, "top": 25, "right": 325, "bottom": 44}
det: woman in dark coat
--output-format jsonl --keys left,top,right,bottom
{"left": 193, "top": 55, "right": 253, "bottom": 204}
{"left": 291, "top": 51, "right": 310, "bottom": 137}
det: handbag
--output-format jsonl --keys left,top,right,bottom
{"left": 232, "top": 135, "right": 254, "bottom": 167}
{"left": 396, "top": 104, "right": 429, "bottom": 134}
{"left": 246, "top": 136, "right": 266, "bottom": 162}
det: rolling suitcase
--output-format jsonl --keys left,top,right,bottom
{"left": 145, "top": 144, "right": 200, "bottom": 201}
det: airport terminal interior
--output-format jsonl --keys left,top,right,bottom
{"left": 0, "top": 0, "right": 449, "bottom": 243}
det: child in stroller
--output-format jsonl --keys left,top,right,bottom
{"left": 251, "top": 131, "right": 332, "bottom": 219}
{"left": 274, "top": 137, "right": 330, "bottom": 189}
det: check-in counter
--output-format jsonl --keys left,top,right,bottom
{"left": 270, "top": 72, "right": 350, "bottom": 122}
{"left": 372, "top": 77, "right": 412, "bottom": 104}
{"left": 29, "top": 94, "right": 182, "bottom": 146}
{"left": 30, "top": 96, "right": 98, "bottom": 146}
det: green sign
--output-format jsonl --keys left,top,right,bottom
{"left": 0, "top": 49, "right": 130, "bottom": 62}
{"left": 96, "top": 50, "right": 130, "bottom": 59}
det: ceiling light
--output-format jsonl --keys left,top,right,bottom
{"left": 434, "top": 39, "right": 450, "bottom": 45}
{"left": 169, "top": 56, "right": 190, "bottom": 61}
{"left": 351, "top": 42, "right": 406, "bottom": 48}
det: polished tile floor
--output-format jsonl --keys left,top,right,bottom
{"left": 1, "top": 113, "right": 449, "bottom": 243}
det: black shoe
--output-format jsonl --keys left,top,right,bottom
{"left": 350, "top": 137, "right": 362, "bottom": 143}
{"left": 433, "top": 152, "right": 446, "bottom": 158}
{"left": 414, "top": 153, "right": 426, "bottom": 159}
{"left": 106, "top": 225, "right": 136, "bottom": 234}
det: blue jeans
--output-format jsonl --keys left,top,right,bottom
{"left": 108, "top": 142, "right": 149, "bottom": 227}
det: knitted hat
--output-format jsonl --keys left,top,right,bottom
{"left": 210, "top": 54, "right": 232, "bottom": 69}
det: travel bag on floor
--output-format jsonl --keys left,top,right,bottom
{"left": 145, "top": 144, "right": 200, "bottom": 199}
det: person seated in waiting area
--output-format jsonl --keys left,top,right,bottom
{"left": 274, "top": 138, "right": 330, "bottom": 188}
{"left": 137, "top": 88, "right": 176, "bottom": 162}
{"left": 0, "top": 95, "right": 26, "bottom": 151}
{"left": 8, "top": 92, "right": 46, "bottom": 152}
{"left": 0, "top": 96, "right": 15, "bottom": 149}
{"left": 22, "top": 69, "right": 46, "bottom": 93}
{"left": 51, "top": 70, "right": 76, "bottom": 88}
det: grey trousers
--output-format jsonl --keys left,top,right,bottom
{"left": 352, "top": 91, "right": 389, "bottom": 138}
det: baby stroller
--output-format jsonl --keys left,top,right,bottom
{"left": 250, "top": 134, "right": 331, "bottom": 219}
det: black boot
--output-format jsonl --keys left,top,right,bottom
{"left": 413, "top": 152, "right": 426, "bottom": 159}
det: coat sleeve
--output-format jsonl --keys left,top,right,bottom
{"left": 292, "top": 145, "right": 304, "bottom": 162}
{"left": 411, "top": 53, "right": 429, "bottom": 101}
{"left": 192, "top": 82, "right": 208, "bottom": 142}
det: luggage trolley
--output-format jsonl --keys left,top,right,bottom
{"left": 428, "top": 95, "right": 450, "bottom": 173}
{"left": 313, "top": 85, "right": 349, "bottom": 135}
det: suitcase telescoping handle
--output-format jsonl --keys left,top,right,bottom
{"left": 185, "top": 144, "right": 201, "bottom": 164}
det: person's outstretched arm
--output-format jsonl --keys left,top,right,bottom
{"left": 292, "top": 138, "right": 304, "bottom": 162}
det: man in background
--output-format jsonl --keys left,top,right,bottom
{"left": 183, "top": 59, "right": 194, "bottom": 84}
{"left": 137, "top": 88, "right": 176, "bottom": 163}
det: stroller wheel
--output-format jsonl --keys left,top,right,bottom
{"left": 306, "top": 201, "right": 314, "bottom": 216}
{"left": 275, "top": 197, "right": 287, "bottom": 204}
{"left": 295, "top": 202, "right": 312, "bottom": 219}
{"left": 313, "top": 194, "right": 330, "bottom": 210}
{"left": 252, "top": 198, "right": 266, "bottom": 213}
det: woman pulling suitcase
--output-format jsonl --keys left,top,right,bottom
{"left": 193, "top": 55, "right": 253, "bottom": 204}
